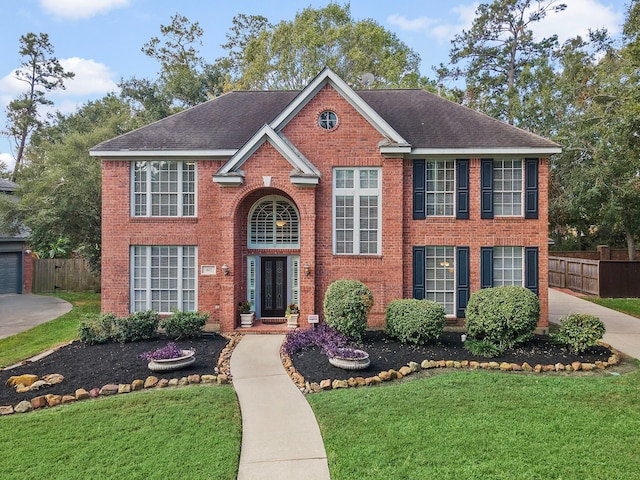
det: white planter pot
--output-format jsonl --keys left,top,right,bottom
{"left": 287, "top": 313, "right": 299, "bottom": 328}
{"left": 240, "top": 312, "right": 254, "bottom": 328}
{"left": 148, "top": 349, "right": 195, "bottom": 372}
{"left": 328, "top": 350, "right": 370, "bottom": 370}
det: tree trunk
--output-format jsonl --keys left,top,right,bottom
{"left": 626, "top": 230, "right": 636, "bottom": 260}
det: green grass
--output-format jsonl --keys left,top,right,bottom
{"left": 584, "top": 297, "right": 640, "bottom": 319}
{"left": 0, "top": 386, "right": 241, "bottom": 480}
{"left": 0, "top": 292, "right": 100, "bottom": 368}
{"left": 308, "top": 368, "right": 640, "bottom": 480}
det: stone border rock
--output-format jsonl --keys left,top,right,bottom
{"left": 281, "top": 341, "right": 624, "bottom": 394}
{"left": 0, "top": 333, "right": 243, "bottom": 416}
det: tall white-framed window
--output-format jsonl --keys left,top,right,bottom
{"left": 425, "top": 246, "right": 455, "bottom": 315}
{"left": 131, "top": 246, "right": 197, "bottom": 313}
{"left": 493, "top": 246, "right": 523, "bottom": 286}
{"left": 493, "top": 159, "right": 522, "bottom": 216}
{"left": 132, "top": 161, "right": 196, "bottom": 217}
{"left": 426, "top": 160, "right": 455, "bottom": 216}
{"left": 248, "top": 196, "right": 300, "bottom": 249}
{"left": 333, "top": 167, "right": 381, "bottom": 255}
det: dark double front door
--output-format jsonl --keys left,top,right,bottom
{"left": 260, "top": 257, "right": 287, "bottom": 317}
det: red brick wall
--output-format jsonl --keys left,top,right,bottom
{"left": 23, "top": 250, "right": 33, "bottom": 294}
{"left": 100, "top": 83, "right": 549, "bottom": 331}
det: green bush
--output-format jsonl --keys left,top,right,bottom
{"left": 465, "top": 286, "right": 540, "bottom": 353}
{"left": 78, "top": 313, "right": 116, "bottom": 344}
{"left": 160, "top": 311, "right": 209, "bottom": 339}
{"left": 111, "top": 310, "right": 159, "bottom": 343}
{"left": 464, "top": 338, "right": 504, "bottom": 358}
{"left": 551, "top": 313, "right": 606, "bottom": 354}
{"left": 385, "top": 299, "right": 445, "bottom": 345}
{"left": 323, "top": 279, "right": 374, "bottom": 341}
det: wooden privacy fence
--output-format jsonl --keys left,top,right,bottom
{"left": 32, "top": 258, "right": 100, "bottom": 293}
{"left": 549, "top": 255, "right": 640, "bottom": 297}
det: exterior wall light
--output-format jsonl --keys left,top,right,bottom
{"left": 221, "top": 263, "right": 230, "bottom": 276}
{"left": 303, "top": 263, "right": 311, "bottom": 276}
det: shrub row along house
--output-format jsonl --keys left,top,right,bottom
{"left": 91, "top": 68, "right": 560, "bottom": 333}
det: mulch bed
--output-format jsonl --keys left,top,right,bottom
{"left": 290, "top": 331, "right": 616, "bottom": 384}
{"left": 0, "top": 334, "right": 227, "bottom": 406}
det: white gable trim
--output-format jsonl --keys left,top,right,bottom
{"left": 90, "top": 149, "right": 237, "bottom": 158}
{"left": 213, "top": 124, "right": 320, "bottom": 186}
{"left": 270, "top": 67, "right": 409, "bottom": 146}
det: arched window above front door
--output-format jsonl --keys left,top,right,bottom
{"left": 249, "top": 196, "right": 300, "bottom": 249}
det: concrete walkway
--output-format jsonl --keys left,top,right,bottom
{"left": 549, "top": 288, "right": 640, "bottom": 360}
{"left": 230, "top": 334, "right": 331, "bottom": 480}
{"left": 0, "top": 294, "right": 72, "bottom": 339}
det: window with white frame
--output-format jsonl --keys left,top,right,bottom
{"left": 426, "top": 160, "right": 455, "bottom": 216}
{"left": 493, "top": 159, "right": 522, "bottom": 216}
{"left": 333, "top": 168, "right": 381, "bottom": 255}
{"left": 132, "top": 161, "right": 196, "bottom": 217}
{"left": 425, "top": 246, "right": 455, "bottom": 315}
{"left": 249, "top": 196, "right": 299, "bottom": 249}
{"left": 493, "top": 246, "right": 523, "bottom": 286}
{"left": 131, "top": 246, "right": 196, "bottom": 313}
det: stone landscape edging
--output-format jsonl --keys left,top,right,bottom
{"left": 0, "top": 333, "right": 242, "bottom": 416}
{"left": 281, "top": 341, "right": 624, "bottom": 394}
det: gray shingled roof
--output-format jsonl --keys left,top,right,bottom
{"left": 0, "top": 178, "right": 17, "bottom": 192}
{"left": 91, "top": 88, "right": 558, "bottom": 152}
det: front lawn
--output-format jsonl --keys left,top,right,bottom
{"left": 309, "top": 368, "right": 640, "bottom": 479}
{"left": 0, "top": 292, "right": 100, "bottom": 368}
{"left": 584, "top": 297, "right": 640, "bottom": 319}
{"left": 0, "top": 386, "right": 240, "bottom": 479}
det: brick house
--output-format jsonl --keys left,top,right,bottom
{"left": 91, "top": 68, "right": 560, "bottom": 333}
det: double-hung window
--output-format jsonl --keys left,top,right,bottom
{"left": 481, "top": 246, "right": 539, "bottom": 294}
{"left": 131, "top": 246, "right": 196, "bottom": 313}
{"left": 492, "top": 246, "right": 523, "bottom": 286}
{"left": 133, "top": 161, "right": 196, "bottom": 217}
{"left": 493, "top": 159, "right": 522, "bottom": 216}
{"left": 333, "top": 168, "right": 381, "bottom": 255}
{"left": 426, "top": 160, "right": 455, "bottom": 216}
{"left": 425, "top": 246, "right": 456, "bottom": 315}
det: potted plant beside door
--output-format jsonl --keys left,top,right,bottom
{"left": 286, "top": 303, "right": 300, "bottom": 328}
{"left": 238, "top": 300, "right": 254, "bottom": 328}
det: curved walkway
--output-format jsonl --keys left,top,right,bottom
{"left": 230, "top": 334, "right": 330, "bottom": 480}
{"left": 549, "top": 288, "right": 640, "bottom": 360}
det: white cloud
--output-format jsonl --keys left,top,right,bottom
{"left": 387, "top": 14, "right": 436, "bottom": 32}
{"left": 0, "top": 153, "right": 16, "bottom": 174}
{"left": 426, "top": 2, "right": 479, "bottom": 44}
{"left": 56, "top": 58, "right": 119, "bottom": 97}
{"left": 40, "top": 0, "right": 131, "bottom": 20}
{"left": 532, "top": 0, "right": 623, "bottom": 43}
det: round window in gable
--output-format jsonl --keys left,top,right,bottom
{"left": 318, "top": 110, "right": 338, "bottom": 130}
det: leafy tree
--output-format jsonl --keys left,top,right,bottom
{"left": 2, "top": 33, "right": 74, "bottom": 181}
{"left": 438, "top": 0, "right": 566, "bottom": 125}
{"left": 219, "top": 3, "right": 424, "bottom": 90}
{"left": 0, "top": 95, "right": 136, "bottom": 270}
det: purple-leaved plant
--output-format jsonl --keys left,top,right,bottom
{"left": 282, "top": 323, "right": 349, "bottom": 355}
{"left": 139, "top": 342, "right": 187, "bottom": 361}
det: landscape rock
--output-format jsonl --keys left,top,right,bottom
{"left": 30, "top": 396, "right": 47, "bottom": 409}
{"left": 319, "top": 379, "right": 332, "bottom": 390}
{"left": 365, "top": 376, "right": 381, "bottom": 386}
{"left": 99, "top": 384, "right": 119, "bottom": 396}
{"left": 29, "top": 380, "right": 50, "bottom": 391}
{"left": 571, "top": 362, "right": 582, "bottom": 371}
{"left": 332, "top": 379, "right": 348, "bottom": 389}
{"left": 144, "top": 376, "right": 159, "bottom": 388}
{"left": 409, "top": 361, "right": 420, "bottom": 372}
{"left": 178, "top": 377, "right": 189, "bottom": 386}
{"left": 168, "top": 378, "right": 179, "bottom": 387}
{"left": 522, "top": 363, "right": 533, "bottom": 371}
{"left": 499, "top": 362, "right": 512, "bottom": 371}
{"left": 309, "top": 382, "right": 323, "bottom": 393}
{"left": 421, "top": 360, "right": 431, "bottom": 369}
{"left": 42, "top": 374, "right": 64, "bottom": 385}
{"left": 217, "top": 374, "right": 229, "bottom": 384}
{"left": 118, "top": 384, "right": 131, "bottom": 394}
{"left": 201, "top": 375, "right": 216, "bottom": 384}
{"left": 378, "top": 371, "right": 392, "bottom": 381}
{"left": 156, "top": 379, "right": 169, "bottom": 388}
{"left": 187, "top": 374, "right": 201, "bottom": 384}
{"left": 555, "top": 363, "right": 565, "bottom": 372}
{"left": 14, "top": 400, "right": 32, "bottom": 413}
{"left": 131, "top": 379, "right": 144, "bottom": 391}
{"left": 0, "top": 405, "right": 14, "bottom": 415}
{"left": 45, "top": 394, "right": 62, "bottom": 407}
{"left": 75, "top": 388, "right": 90, "bottom": 400}
{"left": 399, "top": 366, "right": 412, "bottom": 376}
{"left": 89, "top": 388, "right": 101, "bottom": 398}
{"left": 582, "top": 363, "right": 595, "bottom": 371}
{"left": 62, "top": 396, "right": 75, "bottom": 404}
{"left": 6, "top": 374, "right": 39, "bottom": 388}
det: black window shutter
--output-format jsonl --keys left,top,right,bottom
{"left": 525, "top": 247, "right": 539, "bottom": 295}
{"left": 456, "top": 159, "right": 469, "bottom": 219}
{"left": 525, "top": 158, "right": 539, "bottom": 219}
{"left": 480, "top": 159, "right": 494, "bottom": 219}
{"left": 412, "top": 247, "right": 426, "bottom": 299}
{"left": 413, "top": 160, "right": 426, "bottom": 220}
{"left": 480, "top": 247, "right": 493, "bottom": 288}
{"left": 456, "top": 247, "right": 470, "bottom": 317}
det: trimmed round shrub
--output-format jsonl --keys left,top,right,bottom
{"left": 385, "top": 299, "right": 445, "bottom": 345}
{"left": 78, "top": 313, "right": 116, "bottom": 344}
{"left": 551, "top": 313, "right": 605, "bottom": 354}
{"left": 111, "top": 310, "right": 159, "bottom": 343}
{"left": 323, "top": 279, "right": 374, "bottom": 341}
{"left": 465, "top": 286, "right": 540, "bottom": 352}
{"left": 160, "top": 311, "right": 209, "bottom": 339}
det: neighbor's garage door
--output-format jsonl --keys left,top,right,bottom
{"left": 0, "top": 252, "right": 21, "bottom": 294}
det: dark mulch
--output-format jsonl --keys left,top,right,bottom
{"left": 0, "top": 334, "right": 227, "bottom": 406}
{"left": 291, "top": 331, "right": 615, "bottom": 384}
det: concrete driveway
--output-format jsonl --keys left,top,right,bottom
{"left": 0, "top": 294, "right": 72, "bottom": 339}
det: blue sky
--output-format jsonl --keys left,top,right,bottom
{"left": 0, "top": 0, "right": 629, "bottom": 170}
